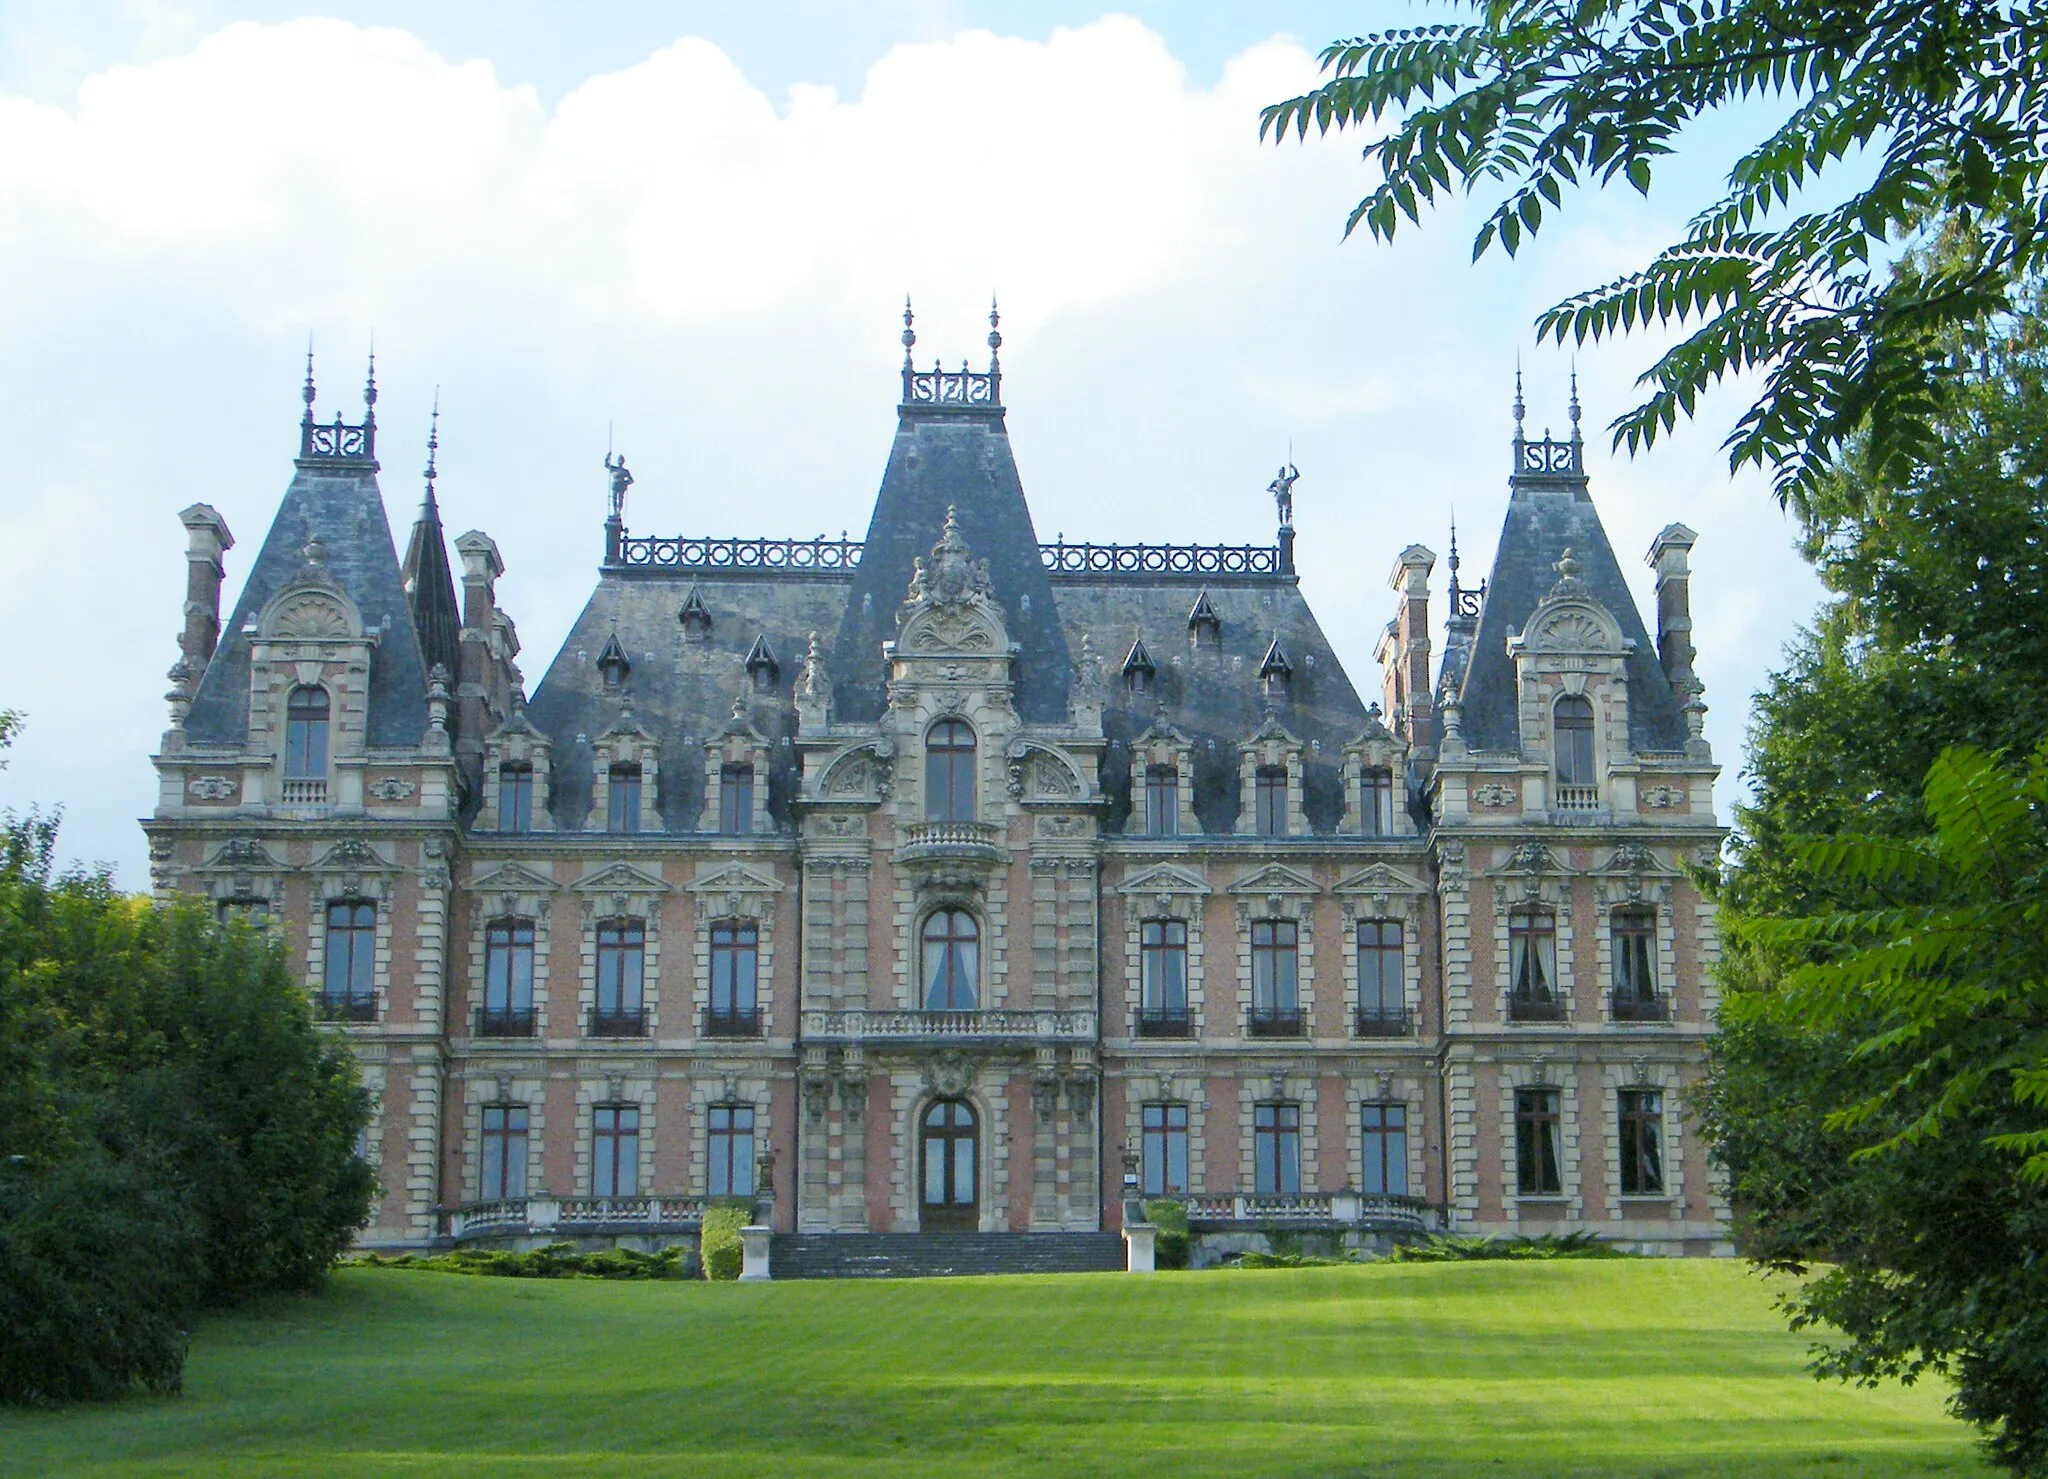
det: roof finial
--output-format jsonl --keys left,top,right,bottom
{"left": 1568, "top": 361, "right": 1582, "bottom": 445}
{"left": 1513, "top": 354, "right": 1526, "bottom": 441}
{"left": 422, "top": 389, "right": 441, "bottom": 514}
{"left": 987, "top": 293, "right": 1002, "bottom": 373}
{"left": 1448, "top": 507, "right": 1461, "bottom": 583}
{"left": 301, "top": 337, "right": 317, "bottom": 426}
{"left": 363, "top": 337, "right": 377, "bottom": 417}
{"left": 902, "top": 295, "right": 916, "bottom": 369}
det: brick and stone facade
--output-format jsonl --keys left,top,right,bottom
{"left": 144, "top": 328, "right": 1729, "bottom": 1261}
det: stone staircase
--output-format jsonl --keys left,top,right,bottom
{"left": 769, "top": 1231, "right": 1127, "bottom": 1280}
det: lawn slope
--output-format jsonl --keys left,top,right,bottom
{"left": 0, "top": 1260, "right": 1988, "bottom": 1478}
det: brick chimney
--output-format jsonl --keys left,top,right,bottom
{"left": 454, "top": 530, "right": 505, "bottom": 773}
{"left": 1646, "top": 523, "right": 1698, "bottom": 693}
{"left": 1389, "top": 544, "right": 1436, "bottom": 752}
{"left": 176, "top": 504, "right": 234, "bottom": 673}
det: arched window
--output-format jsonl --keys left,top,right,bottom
{"left": 920, "top": 908, "right": 979, "bottom": 1011}
{"left": 925, "top": 720, "right": 977, "bottom": 822}
{"left": 284, "top": 686, "right": 329, "bottom": 778}
{"left": 1554, "top": 695, "right": 1596, "bottom": 789}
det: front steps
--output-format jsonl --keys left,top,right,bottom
{"left": 770, "top": 1231, "right": 1126, "bottom": 1279}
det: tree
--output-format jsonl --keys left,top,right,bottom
{"left": 1261, "top": 0, "right": 2048, "bottom": 503}
{"left": 0, "top": 714, "right": 375, "bottom": 1404}
{"left": 1692, "top": 274, "right": 2048, "bottom": 1473}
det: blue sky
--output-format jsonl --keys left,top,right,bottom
{"left": 0, "top": 3, "right": 1823, "bottom": 883}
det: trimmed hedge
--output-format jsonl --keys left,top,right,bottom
{"left": 1146, "top": 1199, "right": 1191, "bottom": 1270}
{"left": 699, "top": 1206, "right": 748, "bottom": 1282}
{"left": 1387, "top": 1231, "right": 1633, "bottom": 1263}
{"left": 359, "top": 1243, "right": 689, "bottom": 1280}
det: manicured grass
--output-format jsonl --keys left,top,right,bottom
{"left": 0, "top": 1260, "right": 1989, "bottom": 1478}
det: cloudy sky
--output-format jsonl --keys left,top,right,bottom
{"left": 0, "top": 2, "right": 1822, "bottom": 885}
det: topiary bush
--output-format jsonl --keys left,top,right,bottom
{"left": 1146, "top": 1199, "right": 1190, "bottom": 1270}
{"left": 1388, "top": 1231, "right": 1632, "bottom": 1262}
{"left": 358, "top": 1242, "right": 688, "bottom": 1280}
{"left": 699, "top": 1205, "right": 748, "bottom": 1282}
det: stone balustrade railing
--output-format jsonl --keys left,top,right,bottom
{"left": 801, "top": 1008, "right": 1096, "bottom": 1043}
{"left": 438, "top": 1194, "right": 706, "bottom": 1241}
{"left": 1182, "top": 1192, "right": 1435, "bottom": 1233}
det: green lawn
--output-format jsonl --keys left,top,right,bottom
{"left": 0, "top": 1260, "right": 1989, "bottom": 1479}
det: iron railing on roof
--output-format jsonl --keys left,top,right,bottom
{"left": 607, "top": 532, "right": 1288, "bottom": 577}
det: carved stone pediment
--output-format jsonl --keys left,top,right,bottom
{"left": 311, "top": 838, "right": 395, "bottom": 873}
{"left": 687, "top": 862, "right": 784, "bottom": 897}
{"left": 1007, "top": 742, "right": 1087, "bottom": 802}
{"left": 200, "top": 837, "right": 282, "bottom": 872}
{"left": 571, "top": 861, "right": 671, "bottom": 894}
{"left": 895, "top": 507, "right": 1011, "bottom": 658}
{"left": 470, "top": 861, "right": 560, "bottom": 894}
{"left": 1333, "top": 863, "right": 1430, "bottom": 898}
{"left": 1115, "top": 863, "right": 1211, "bottom": 898}
{"left": 1226, "top": 863, "right": 1320, "bottom": 897}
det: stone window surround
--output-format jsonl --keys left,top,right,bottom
{"left": 480, "top": 727, "right": 555, "bottom": 832}
{"left": 1229, "top": 869, "right": 1321, "bottom": 1035}
{"left": 1338, "top": 734, "right": 1413, "bottom": 837}
{"left": 1233, "top": 726, "right": 1308, "bottom": 837}
{"left": 459, "top": 1071, "right": 549, "bottom": 1202}
{"left": 573, "top": 1077, "right": 658, "bottom": 1198}
{"left": 1335, "top": 867, "right": 1429, "bottom": 1031}
{"left": 689, "top": 1072, "right": 772, "bottom": 1200}
{"left": 1590, "top": 851, "right": 1683, "bottom": 1024}
{"left": 1123, "top": 1070, "right": 1208, "bottom": 1199}
{"left": 585, "top": 726, "right": 662, "bottom": 834}
{"left": 1238, "top": 1069, "right": 1318, "bottom": 1193}
{"left": 1491, "top": 873, "right": 1576, "bottom": 1023}
{"left": 686, "top": 864, "right": 783, "bottom": 1035}
{"left": 1343, "top": 1071, "right": 1426, "bottom": 1199}
{"left": 1597, "top": 1061, "right": 1685, "bottom": 1214}
{"left": 570, "top": 864, "right": 671, "bottom": 1034}
{"left": 703, "top": 729, "right": 772, "bottom": 836}
{"left": 466, "top": 865, "right": 558, "bottom": 1036}
{"left": 884, "top": 1069, "right": 1015, "bottom": 1232}
{"left": 1125, "top": 728, "right": 1199, "bottom": 838}
{"left": 1499, "top": 1060, "right": 1583, "bottom": 1218}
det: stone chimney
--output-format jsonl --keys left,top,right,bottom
{"left": 1646, "top": 523, "right": 1698, "bottom": 693}
{"left": 455, "top": 530, "right": 506, "bottom": 774}
{"left": 177, "top": 504, "right": 234, "bottom": 671}
{"left": 1389, "top": 544, "right": 1436, "bottom": 753}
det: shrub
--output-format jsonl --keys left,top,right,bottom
{"left": 1146, "top": 1200, "right": 1190, "bottom": 1270}
{"left": 1235, "top": 1249, "right": 1357, "bottom": 1269}
{"left": 1388, "top": 1231, "right": 1632, "bottom": 1263}
{"left": 699, "top": 1205, "right": 749, "bottom": 1281}
{"left": 359, "top": 1242, "right": 689, "bottom": 1280}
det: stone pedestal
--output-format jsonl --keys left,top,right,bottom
{"left": 739, "top": 1225, "right": 773, "bottom": 1281}
{"left": 1122, "top": 1223, "right": 1156, "bottom": 1273}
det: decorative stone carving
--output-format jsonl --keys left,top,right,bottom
{"left": 922, "top": 1053, "right": 975, "bottom": 1098}
{"left": 1641, "top": 783, "right": 1687, "bottom": 809}
{"left": 1472, "top": 782, "right": 1518, "bottom": 808}
{"left": 270, "top": 592, "right": 352, "bottom": 640}
{"left": 186, "top": 775, "right": 238, "bottom": 801}
{"left": 368, "top": 776, "right": 416, "bottom": 802}
{"left": 1507, "top": 841, "right": 1555, "bottom": 873}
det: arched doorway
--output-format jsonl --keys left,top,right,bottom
{"left": 919, "top": 1098, "right": 978, "bottom": 1232}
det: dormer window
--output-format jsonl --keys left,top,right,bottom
{"left": 745, "top": 635, "right": 780, "bottom": 696}
{"left": 1187, "top": 590, "right": 1221, "bottom": 649}
{"left": 596, "top": 630, "right": 631, "bottom": 689}
{"left": 1361, "top": 768, "right": 1394, "bottom": 836}
{"left": 719, "top": 763, "right": 754, "bottom": 834}
{"left": 925, "top": 719, "right": 976, "bottom": 823}
{"left": 1254, "top": 766, "right": 1288, "bottom": 836}
{"left": 1124, "top": 638, "right": 1156, "bottom": 700}
{"left": 499, "top": 763, "right": 533, "bottom": 833}
{"left": 1259, "top": 637, "right": 1293, "bottom": 700}
{"left": 1144, "top": 765, "right": 1179, "bottom": 837}
{"left": 678, "top": 587, "right": 713, "bottom": 643}
{"left": 608, "top": 763, "right": 642, "bottom": 833}
{"left": 1554, "top": 695, "right": 1595, "bottom": 786}
{"left": 284, "top": 686, "right": 329, "bottom": 778}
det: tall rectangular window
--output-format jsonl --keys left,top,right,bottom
{"left": 592, "top": 1105, "right": 640, "bottom": 1198}
{"left": 1509, "top": 907, "right": 1560, "bottom": 1017}
{"left": 499, "top": 763, "right": 533, "bottom": 832}
{"left": 708, "top": 1105, "right": 756, "bottom": 1198}
{"left": 1141, "top": 1102, "right": 1190, "bottom": 1197}
{"left": 1361, "top": 768, "right": 1394, "bottom": 836}
{"left": 1356, "top": 919, "right": 1405, "bottom": 1033}
{"left": 593, "top": 919, "right": 645, "bottom": 1034}
{"left": 1250, "top": 919, "right": 1301, "bottom": 1034}
{"left": 322, "top": 900, "right": 375, "bottom": 1016}
{"left": 1253, "top": 1102, "right": 1301, "bottom": 1195}
{"left": 1139, "top": 919, "right": 1188, "bottom": 1031}
{"left": 481, "top": 919, "right": 535, "bottom": 1035}
{"left": 719, "top": 763, "right": 753, "bottom": 834}
{"left": 1515, "top": 1087, "right": 1563, "bottom": 1196}
{"left": 708, "top": 922, "right": 760, "bottom": 1034}
{"left": 480, "top": 1104, "right": 528, "bottom": 1201}
{"left": 1361, "top": 1103, "right": 1409, "bottom": 1197}
{"left": 284, "top": 686, "right": 329, "bottom": 779}
{"left": 1145, "top": 765, "right": 1179, "bottom": 837}
{"left": 1254, "top": 766, "right": 1288, "bottom": 836}
{"left": 1612, "top": 908, "right": 1658, "bottom": 1003}
{"left": 607, "top": 763, "right": 642, "bottom": 833}
{"left": 1619, "top": 1089, "right": 1665, "bottom": 1196}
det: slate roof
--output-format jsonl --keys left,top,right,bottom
{"left": 400, "top": 478, "right": 461, "bottom": 682}
{"left": 1453, "top": 464, "right": 1690, "bottom": 754}
{"left": 186, "top": 458, "right": 431, "bottom": 749}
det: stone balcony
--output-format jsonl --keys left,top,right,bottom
{"left": 1183, "top": 1192, "right": 1439, "bottom": 1235}
{"left": 801, "top": 1008, "right": 1096, "bottom": 1044}
{"left": 438, "top": 1194, "right": 706, "bottom": 1243}
{"left": 895, "top": 820, "right": 1004, "bottom": 868}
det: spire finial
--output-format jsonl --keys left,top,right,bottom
{"left": 1448, "top": 507, "right": 1461, "bottom": 582}
{"left": 363, "top": 337, "right": 377, "bottom": 416}
{"left": 987, "top": 293, "right": 1002, "bottom": 372}
{"left": 1513, "top": 354, "right": 1526, "bottom": 440}
{"left": 301, "top": 337, "right": 317, "bottom": 424}
{"left": 1568, "top": 361, "right": 1582, "bottom": 445}
{"left": 422, "top": 389, "right": 441, "bottom": 513}
{"left": 902, "top": 295, "right": 916, "bottom": 368}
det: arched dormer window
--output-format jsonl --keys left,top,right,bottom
{"left": 921, "top": 908, "right": 979, "bottom": 1011}
{"left": 1554, "top": 695, "right": 1596, "bottom": 791}
{"left": 925, "top": 719, "right": 977, "bottom": 822}
{"left": 284, "top": 686, "right": 330, "bottom": 778}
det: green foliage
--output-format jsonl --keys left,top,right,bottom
{"left": 1260, "top": 3, "right": 2048, "bottom": 503}
{"left": 1387, "top": 1231, "right": 1631, "bottom": 1263}
{"left": 1145, "top": 1199, "right": 1190, "bottom": 1269}
{"left": 1234, "top": 1249, "right": 1357, "bottom": 1269}
{"left": 359, "top": 1242, "right": 689, "bottom": 1281}
{"left": 0, "top": 771, "right": 375, "bottom": 1406}
{"left": 698, "top": 1205, "right": 748, "bottom": 1282}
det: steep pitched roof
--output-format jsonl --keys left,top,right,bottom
{"left": 829, "top": 398, "right": 1071, "bottom": 723}
{"left": 1454, "top": 458, "right": 1689, "bottom": 754}
{"left": 400, "top": 474, "right": 460, "bottom": 681}
{"left": 185, "top": 458, "right": 431, "bottom": 748}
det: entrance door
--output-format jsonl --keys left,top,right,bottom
{"left": 919, "top": 1099, "right": 978, "bottom": 1232}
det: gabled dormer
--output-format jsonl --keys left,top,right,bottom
{"left": 1339, "top": 703, "right": 1413, "bottom": 837}
{"left": 480, "top": 697, "right": 554, "bottom": 832}
{"left": 1235, "top": 712, "right": 1307, "bottom": 837}
{"left": 585, "top": 704, "right": 661, "bottom": 834}
{"left": 246, "top": 539, "right": 380, "bottom": 816}
{"left": 704, "top": 696, "right": 773, "bottom": 836}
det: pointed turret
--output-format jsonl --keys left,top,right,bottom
{"left": 401, "top": 397, "right": 461, "bottom": 682}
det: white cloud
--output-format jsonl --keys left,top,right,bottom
{"left": 0, "top": 15, "right": 1817, "bottom": 880}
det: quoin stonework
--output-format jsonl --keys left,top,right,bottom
{"left": 146, "top": 311, "right": 1729, "bottom": 1272}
